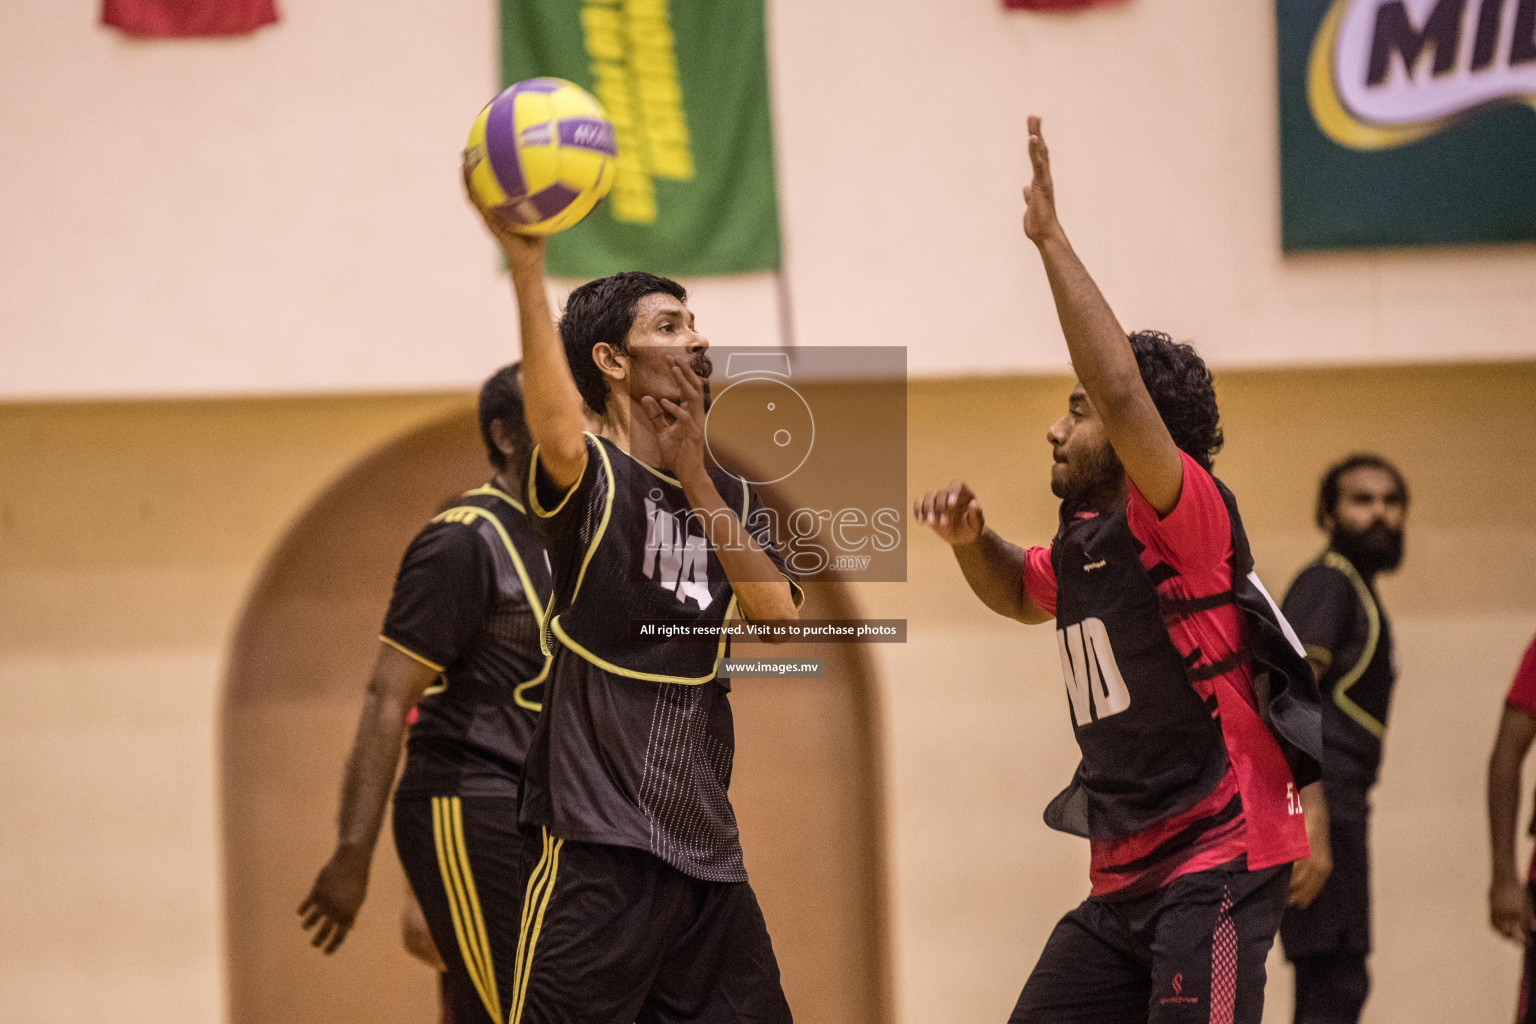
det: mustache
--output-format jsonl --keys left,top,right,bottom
{"left": 690, "top": 353, "right": 713, "bottom": 379}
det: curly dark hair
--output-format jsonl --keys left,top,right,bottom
{"left": 558, "top": 271, "right": 687, "bottom": 415}
{"left": 1315, "top": 453, "right": 1408, "bottom": 529}
{"left": 1128, "top": 330, "right": 1224, "bottom": 472}
{"left": 478, "top": 361, "right": 530, "bottom": 479}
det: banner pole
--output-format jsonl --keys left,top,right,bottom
{"left": 774, "top": 269, "right": 797, "bottom": 350}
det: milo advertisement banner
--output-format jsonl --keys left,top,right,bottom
{"left": 1278, "top": 0, "right": 1536, "bottom": 249}
{"left": 501, "top": 0, "right": 782, "bottom": 278}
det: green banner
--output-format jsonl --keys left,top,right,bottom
{"left": 1278, "top": 0, "right": 1536, "bottom": 250}
{"left": 501, "top": 0, "right": 781, "bottom": 278}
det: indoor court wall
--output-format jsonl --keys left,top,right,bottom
{"left": 3, "top": 363, "right": 1533, "bottom": 1023}
{"left": 6, "top": 0, "right": 1536, "bottom": 402}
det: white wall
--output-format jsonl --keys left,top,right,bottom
{"left": 4, "top": 0, "right": 1534, "bottom": 401}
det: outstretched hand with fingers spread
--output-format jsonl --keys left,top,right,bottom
{"left": 913, "top": 481, "right": 986, "bottom": 547}
{"left": 1022, "top": 115, "right": 1062, "bottom": 246}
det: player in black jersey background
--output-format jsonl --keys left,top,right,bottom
{"left": 1279, "top": 455, "right": 1408, "bottom": 1024}
{"left": 298, "top": 363, "right": 554, "bottom": 1024}
{"left": 475, "top": 194, "right": 802, "bottom": 1023}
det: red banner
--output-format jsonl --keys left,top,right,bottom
{"left": 102, "top": 0, "right": 278, "bottom": 37}
{"left": 1003, "top": 0, "right": 1125, "bottom": 10}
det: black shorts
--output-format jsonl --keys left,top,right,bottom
{"left": 1010, "top": 859, "right": 1290, "bottom": 1024}
{"left": 1280, "top": 792, "right": 1370, "bottom": 958}
{"left": 394, "top": 796, "right": 526, "bottom": 1024}
{"left": 513, "top": 827, "right": 792, "bottom": 1024}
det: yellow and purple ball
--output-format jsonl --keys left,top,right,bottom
{"left": 463, "top": 78, "right": 617, "bottom": 236}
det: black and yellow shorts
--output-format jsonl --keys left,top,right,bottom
{"left": 394, "top": 795, "right": 526, "bottom": 1024}
{"left": 508, "top": 828, "right": 793, "bottom": 1024}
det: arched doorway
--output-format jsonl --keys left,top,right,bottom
{"left": 221, "top": 406, "right": 891, "bottom": 1023}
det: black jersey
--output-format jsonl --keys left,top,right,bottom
{"left": 1281, "top": 551, "right": 1397, "bottom": 787}
{"left": 519, "top": 433, "right": 800, "bottom": 882}
{"left": 1043, "top": 477, "right": 1321, "bottom": 845}
{"left": 384, "top": 485, "right": 554, "bottom": 800}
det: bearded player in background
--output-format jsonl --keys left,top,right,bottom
{"left": 1278, "top": 455, "right": 1409, "bottom": 1024}
{"left": 915, "top": 117, "right": 1324, "bottom": 1024}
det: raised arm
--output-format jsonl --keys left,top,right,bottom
{"left": 1489, "top": 705, "right": 1536, "bottom": 942}
{"left": 913, "top": 480, "right": 1052, "bottom": 625}
{"left": 298, "top": 643, "right": 438, "bottom": 952}
{"left": 1022, "top": 117, "right": 1184, "bottom": 516}
{"left": 473, "top": 201, "right": 589, "bottom": 490}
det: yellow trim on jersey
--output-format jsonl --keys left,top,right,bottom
{"left": 431, "top": 797, "right": 502, "bottom": 1024}
{"left": 540, "top": 438, "right": 618, "bottom": 656}
{"left": 429, "top": 505, "right": 547, "bottom": 624}
{"left": 429, "top": 499, "right": 554, "bottom": 702}
{"left": 569, "top": 437, "right": 616, "bottom": 604}
{"left": 550, "top": 595, "right": 738, "bottom": 685}
{"left": 379, "top": 635, "right": 445, "bottom": 673}
{"left": 513, "top": 655, "right": 551, "bottom": 712}
{"left": 463, "top": 482, "right": 526, "bottom": 514}
{"left": 1321, "top": 551, "right": 1386, "bottom": 740}
{"left": 630, "top": 453, "right": 682, "bottom": 486}
{"left": 527, "top": 440, "right": 586, "bottom": 518}
{"left": 511, "top": 827, "right": 564, "bottom": 1024}
{"left": 542, "top": 453, "right": 780, "bottom": 684}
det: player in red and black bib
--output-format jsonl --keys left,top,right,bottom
{"left": 1278, "top": 454, "right": 1408, "bottom": 1024}
{"left": 1486, "top": 635, "right": 1536, "bottom": 1024}
{"left": 476, "top": 198, "right": 803, "bottom": 1024}
{"left": 915, "top": 118, "right": 1323, "bottom": 1024}
{"left": 300, "top": 365, "right": 554, "bottom": 1024}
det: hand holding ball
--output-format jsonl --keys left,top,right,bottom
{"left": 464, "top": 78, "right": 617, "bottom": 236}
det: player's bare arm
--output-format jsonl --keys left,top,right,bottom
{"left": 1284, "top": 651, "right": 1334, "bottom": 907}
{"left": 641, "top": 361, "right": 799, "bottom": 627}
{"left": 298, "top": 643, "right": 438, "bottom": 953}
{"left": 1488, "top": 705, "right": 1536, "bottom": 942}
{"left": 1023, "top": 116, "right": 1184, "bottom": 516}
{"left": 913, "top": 480, "right": 1051, "bottom": 624}
{"left": 472, "top": 196, "right": 588, "bottom": 491}
{"left": 1288, "top": 781, "right": 1333, "bottom": 907}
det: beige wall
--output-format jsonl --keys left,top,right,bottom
{"left": 3, "top": 363, "right": 1534, "bottom": 1023}
{"left": 5, "top": 0, "right": 1536, "bottom": 401}
{"left": 0, "top": 393, "right": 466, "bottom": 1023}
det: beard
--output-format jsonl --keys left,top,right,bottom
{"left": 1331, "top": 521, "right": 1404, "bottom": 575}
{"left": 1050, "top": 442, "right": 1124, "bottom": 508}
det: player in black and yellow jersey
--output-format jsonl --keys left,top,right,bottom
{"left": 1279, "top": 454, "right": 1408, "bottom": 1024}
{"left": 473, "top": 209, "right": 802, "bottom": 1022}
{"left": 299, "top": 363, "right": 553, "bottom": 1024}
